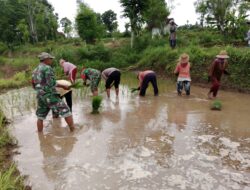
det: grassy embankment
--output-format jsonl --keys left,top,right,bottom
{"left": 1, "top": 29, "right": 249, "bottom": 92}
{"left": 0, "top": 110, "right": 27, "bottom": 189}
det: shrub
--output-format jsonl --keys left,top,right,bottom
{"left": 53, "top": 47, "right": 79, "bottom": 65}
{"left": 138, "top": 46, "right": 179, "bottom": 70}
{"left": 77, "top": 44, "right": 111, "bottom": 62}
{"left": 0, "top": 42, "right": 8, "bottom": 54}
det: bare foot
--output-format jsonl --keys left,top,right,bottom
{"left": 69, "top": 126, "right": 75, "bottom": 132}
{"left": 207, "top": 92, "right": 213, "bottom": 99}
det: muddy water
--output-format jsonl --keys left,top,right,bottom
{"left": 0, "top": 74, "right": 250, "bottom": 190}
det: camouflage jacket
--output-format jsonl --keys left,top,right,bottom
{"left": 81, "top": 68, "right": 100, "bottom": 80}
{"left": 32, "top": 62, "right": 58, "bottom": 96}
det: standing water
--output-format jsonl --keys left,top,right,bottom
{"left": 0, "top": 74, "right": 250, "bottom": 190}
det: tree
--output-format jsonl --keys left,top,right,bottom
{"left": 195, "top": 0, "right": 234, "bottom": 32}
{"left": 76, "top": 2, "right": 104, "bottom": 43}
{"left": 123, "top": 22, "right": 131, "bottom": 37}
{"left": 101, "top": 10, "right": 118, "bottom": 36}
{"left": 142, "top": 0, "right": 170, "bottom": 30}
{"left": 0, "top": 0, "right": 26, "bottom": 45}
{"left": 195, "top": 0, "right": 250, "bottom": 37}
{"left": 60, "top": 17, "right": 73, "bottom": 38}
{"left": 120, "top": 0, "right": 147, "bottom": 48}
{"left": 0, "top": 0, "right": 58, "bottom": 45}
{"left": 16, "top": 19, "right": 30, "bottom": 43}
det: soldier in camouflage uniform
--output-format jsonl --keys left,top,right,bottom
{"left": 80, "top": 68, "right": 101, "bottom": 96}
{"left": 32, "top": 52, "right": 74, "bottom": 132}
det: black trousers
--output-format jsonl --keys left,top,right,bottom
{"left": 140, "top": 73, "right": 158, "bottom": 96}
{"left": 105, "top": 70, "right": 121, "bottom": 89}
{"left": 52, "top": 91, "right": 72, "bottom": 117}
{"left": 63, "top": 91, "right": 72, "bottom": 111}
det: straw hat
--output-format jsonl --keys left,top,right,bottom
{"left": 38, "top": 52, "right": 54, "bottom": 61}
{"left": 180, "top": 53, "right": 189, "bottom": 64}
{"left": 216, "top": 50, "right": 229, "bottom": 59}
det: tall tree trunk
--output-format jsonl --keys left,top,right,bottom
{"left": 27, "top": 1, "right": 38, "bottom": 43}
{"left": 131, "top": 31, "right": 134, "bottom": 48}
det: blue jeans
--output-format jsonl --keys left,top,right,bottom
{"left": 177, "top": 81, "right": 190, "bottom": 95}
{"left": 170, "top": 39, "right": 176, "bottom": 49}
{"left": 140, "top": 73, "right": 158, "bottom": 96}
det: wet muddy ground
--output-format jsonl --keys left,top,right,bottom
{"left": 0, "top": 75, "right": 250, "bottom": 190}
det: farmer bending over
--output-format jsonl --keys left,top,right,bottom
{"left": 81, "top": 68, "right": 101, "bottom": 96}
{"left": 102, "top": 67, "right": 121, "bottom": 98}
{"left": 137, "top": 70, "right": 159, "bottom": 96}
{"left": 32, "top": 52, "right": 74, "bottom": 132}
{"left": 59, "top": 59, "right": 77, "bottom": 83}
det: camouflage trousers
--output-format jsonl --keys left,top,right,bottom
{"left": 89, "top": 73, "right": 101, "bottom": 92}
{"left": 36, "top": 93, "right": 71, "bottom": 120}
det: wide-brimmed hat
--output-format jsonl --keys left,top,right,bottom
{"left": 38, "top": 52, "right": 55, "bottom": 61}
{"left": 180, "top": 53, "right": 189, "bottom": 64}
{"left": 216, "top": 50, "right": 229, "bottom": 59}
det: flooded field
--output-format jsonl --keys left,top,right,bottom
{"left": 0, "top": 75, "right": 250, "bottom": 190}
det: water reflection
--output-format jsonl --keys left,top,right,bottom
{"left": 0, "top": 75, "right": 250, "bottom": 189}
{"left": 38, "top": 123, "right": 77, "bottom": 187}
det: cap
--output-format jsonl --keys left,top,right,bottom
{"left": 38, "top": 52, "right": 55, "bottom": 61}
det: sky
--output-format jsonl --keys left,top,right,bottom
{"left": 48, "top": 0, "right": 199, "bottom": 32}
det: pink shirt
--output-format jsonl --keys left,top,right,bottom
{"left": 174, "top": 63, "right": 191, "bottom": 81}
{"left": 62, "top": 62, "right": 76, "bottom": 75}
{"left": 138, "top": 70, "right": 155, "bottom": 87}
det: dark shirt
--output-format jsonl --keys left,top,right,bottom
{"left": 209, "top": 58, "right": 228, "bottom": 81}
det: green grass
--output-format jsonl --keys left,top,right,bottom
{"left": 0, "top": 110, "right": 26, "bottom": 189}
{"left": 0, "top": 164, "right": 25, "bottom": 190}
{"left": 0, "top": 72, "right": 30, "bottom": 90}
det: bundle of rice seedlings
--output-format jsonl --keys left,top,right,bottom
{"left": 131, "top": 87, "right": 139, "bottom": 93}
{"left": 211, "top": 100, "right": 222, "bottom": 110}
{"left": 91, "top": 96, "right": 102, "bottom": 114}
{"left": 69, "top": 81, "right": 82, "bottom": 89}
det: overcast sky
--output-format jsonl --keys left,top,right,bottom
{"left": 48, "top": 0, "right": 199, "bottom": 32}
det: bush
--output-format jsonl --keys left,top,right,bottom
{"left": 77, "top": 44, "right": 111, "bottom": 62}
{"left": 0, "top": 42, "right": 8, "bottom": 54}
{"left": 134, "top": 33, "right": 166, "bottom": 52}
{"left": 53, "top": 47, "right": 79, "bottom": 65}
{"left": 138, "top": 46, "right": 179, "bottom": 70}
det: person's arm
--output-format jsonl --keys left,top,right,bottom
{"left": 223, "top": 60, "right": 230, "bottom": 75}
{"left": 138, "top": 74, "right": 143, "bottom": 89}
{"left": 101, "top": 71, "right": 107, "bottom": 81}
{"left": 63, "top": 66, "right": 69, "bottom": 75}
{"left": 44, "top": 67, "right": 56, "bottom": 90}
{"left": 174, "top": 64, "right": 179, "bottom": 76}
{"left": 208, "top": 61, "right": 215, "bottom": 82}
{"left": 208, "top": 61, "right": 216, "bottom": 77}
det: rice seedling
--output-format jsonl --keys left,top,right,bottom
{"left": 211, "top": 100, "right": 222, "bottom": 111}
{"left": 131, "top": 87, "right": 139, "bottom": 93}
{"left": 69, "top": 81, "right": 83, "bottom": 89}
{"left": 91, "top": 96, "right": 102, "bottom": 114}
